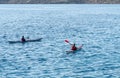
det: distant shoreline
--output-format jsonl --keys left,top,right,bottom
{"left": 0, "top": 3, "right": 120, "bottom": 4}
{"left": 0, "top": 0, "right": 120, "bottom": 4}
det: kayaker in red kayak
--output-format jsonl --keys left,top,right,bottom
{"left": 65, "top": 40, "right": 78, "bottom": 51}
{"left": 71, "top": 43, "right": 77, "bottom": 51}
{"left": 65, "top": 39, "right": 83, "bottom": 53}
{"left": 21, "top": 36, "right": 26, "bottom": 42}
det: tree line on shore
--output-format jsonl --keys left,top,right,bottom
{"left": 0, "top": 0, "right": 120, "bottom": 4}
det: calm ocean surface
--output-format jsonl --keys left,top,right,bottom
{"left": 0, "top": 4, "right": 120, "bottom": 78}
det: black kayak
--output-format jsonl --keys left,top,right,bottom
{"left": 8, "top": 38, "right": 42, "bottom": 44}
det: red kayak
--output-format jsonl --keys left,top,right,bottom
{"left": 66, "top": 44, "right": 83, "bottom": 53}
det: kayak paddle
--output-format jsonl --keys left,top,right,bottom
{"left": 65, "top": 39, "right": 72, "bottom": 45}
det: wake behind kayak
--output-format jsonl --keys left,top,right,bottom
{"left": 8, "top": 38, "right": 42, "bottom": 44}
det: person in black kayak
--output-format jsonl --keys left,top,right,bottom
{"left": 71, "top": 43, "right": 77, "bottom": 51}
{"left": 21, "top": 36, "right": 26, "bottom": 42}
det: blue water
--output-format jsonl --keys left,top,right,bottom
{"left": 0, "top": 4, "right": 120, "bottom": 78}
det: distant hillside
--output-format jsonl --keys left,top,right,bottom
{"left": 0, "top": 0, "right": 120, "bottom": 4}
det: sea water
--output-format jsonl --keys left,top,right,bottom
{"left": 0, "top": 4, "right": 120, "bottom": 78}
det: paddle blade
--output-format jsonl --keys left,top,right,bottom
{"left": 65, "top": 39, "right": 69, "bottom": 43}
